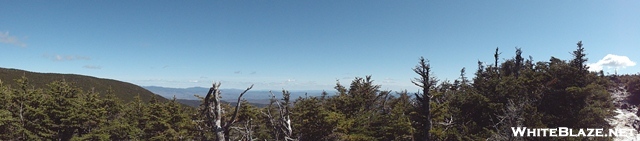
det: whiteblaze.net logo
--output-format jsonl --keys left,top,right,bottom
{"left": 511, "top": 127, "right": 637, "bottom": 137}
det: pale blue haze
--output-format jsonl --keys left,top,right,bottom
{"left": 1, "top": 1, "right": 639, "bottom": 91}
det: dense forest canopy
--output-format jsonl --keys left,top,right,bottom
{"left": 0, "top": 41, "right": 636, "bottom": 140}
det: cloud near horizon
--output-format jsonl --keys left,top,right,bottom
{"left": 382, "top": 78, "right": 396, "bottom": 84}
{"left": 0, "top": 31, "right": 27, "bottom": 47}
{"left": 233, "top": 71, "right": 257, "bottom": 75}
{"left": 83, "top": 65, "right": 102, "bottom": 69}
{"left": 588, "top": 54, "right": 636, "bottom": 72}
{"left": 44, "top": 54, "right": 91, "bottom": 61}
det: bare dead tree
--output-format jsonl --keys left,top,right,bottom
{"left": 263, "top": 98, "right": 280, "bottom": 140}
{"left": 262, "top": 90, "right": 297, "bottom": 141}
{"left": 436, "top": 115, "right": 454, "bottom": 139}
{"left": 244, "top": 118, "right": 255, "bottom": 141}
{"left": 488, "top": 100, "right": 526, "bottom": 141}
{"left": 201, "top": 82, "right": 253, "bottom": 141}
{"left": 232, "top": 118, "right": 256, "bottom": 141}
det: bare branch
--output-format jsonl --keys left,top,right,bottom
{"left": 226, "top": 84, "right": 253, "bottom": 127}
{"left": 264, "top": 90, "right": 297, "bottom": 141}
{"left": 226, "top": 84, "right": 253, "bottom": 129}
{"left": 199, "top": 82, "right": 254, "bottom": 141}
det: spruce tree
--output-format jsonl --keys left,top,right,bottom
{"left": 292, "top": 96, "right": 335, "bottom": 141}
{"left": 43, "top": 80, "right": 84, "bottom": 140}
{"left": 412, "top": 57, "right": 435, "bottom": 141}
{"left": 0, "top": 79, "right": 20, "bottom": 140}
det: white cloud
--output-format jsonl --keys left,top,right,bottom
{"left": 140, "top": 79, "right": 180, "bottom": 83}
{"left": 0, "top": 31, "right": 27, "bottom": 47}
{"left": 588, "top": 54, "right": 636, "bottom": 72}
{"left": 44, "top": 54, "right": 91, "bottom": 61}
{"left": 382, "top": 78, "right": 396, "bottom": 84}
{"left": 83, "top": 65, "right": 102, "bottom": 69}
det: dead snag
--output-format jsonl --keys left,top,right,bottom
{"left": 201, "top": 82, "right": 253, "bottom": 141}
{"left": 262, "top": 90, "right": 297, "bottom": 141}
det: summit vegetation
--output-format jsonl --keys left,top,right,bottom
{"left": 0, "top": 41, "right": 630, "bottom": 140}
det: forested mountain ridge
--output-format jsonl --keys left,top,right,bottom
{"left": 0, "top": 67, "right": 166, "bottom": 103}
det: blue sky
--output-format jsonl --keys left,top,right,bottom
{"left": 1, "top": 1, "right": 638, "bottom": 91}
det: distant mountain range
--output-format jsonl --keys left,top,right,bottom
{"left": 174, "top": 99, "right": 270, "bottom": 108}
{"left": 143, "top": 86, "right": 331, "bottom": 104}
{"left": 0, "top": 67, "right": 333, "bottom": 108}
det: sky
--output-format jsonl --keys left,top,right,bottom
{"left": 1, "top": 1, "right": 639, "bottom": 92}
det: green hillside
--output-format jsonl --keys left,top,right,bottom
{"left": 0, "top": 67, "right": 166, "bottom": 103}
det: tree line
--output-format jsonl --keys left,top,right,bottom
{"left": 0, "top": 41, "right": 618, "bottom": 140}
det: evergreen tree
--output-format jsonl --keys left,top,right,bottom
{"left": 73, "top": 88, "right": 109, "bottom": 140}
{"left": 12, "top": 77, "right": 54, "bottom": 140}
{"left": 143, "top": 96, "right": 174, "bottom": 140}
{"left": 376, "top": 91, "right": 414, "bottom": 140}
{"left": 43, "top": 80, "right": 84, "bottom": 141}
{"left": 0, "top": 79, "right": 20, "bottom": 140}
{"left": 292, "top": 96, "right": 336, "bottom": 141}
{"left": 166, "top": 97, "right": 197, "bottom": 140}
{"left": 122, "top": 95, "right": 147, "bottom": 139}
{"left": 412, "top": 57, "right": 436, "bottom": 141}
{"left": 99, "top": 89, "right": 140, "bottom": 140}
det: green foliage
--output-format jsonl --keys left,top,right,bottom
{"left": 377, "top": 91, "right": 414, "bottom": 141}
{"left": 11, "top": 76, "right": 55, "bottom": 140}
{"left": 333, "top": 76, "right": 388, "bottom": 140}
{"left": 0, "top": 76, "right": 197, "bottom": 140}
{"left": 43, "top": 80, "right": 85, "bottom": 140}
{"left": 292, "top": 96, "right": 336, "bottom": 140}
{"left": 0, "top": 80, "right": 20, "bottom": 140}
{"left": 617, "top": 74, "right": 640, "bottom": 105}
